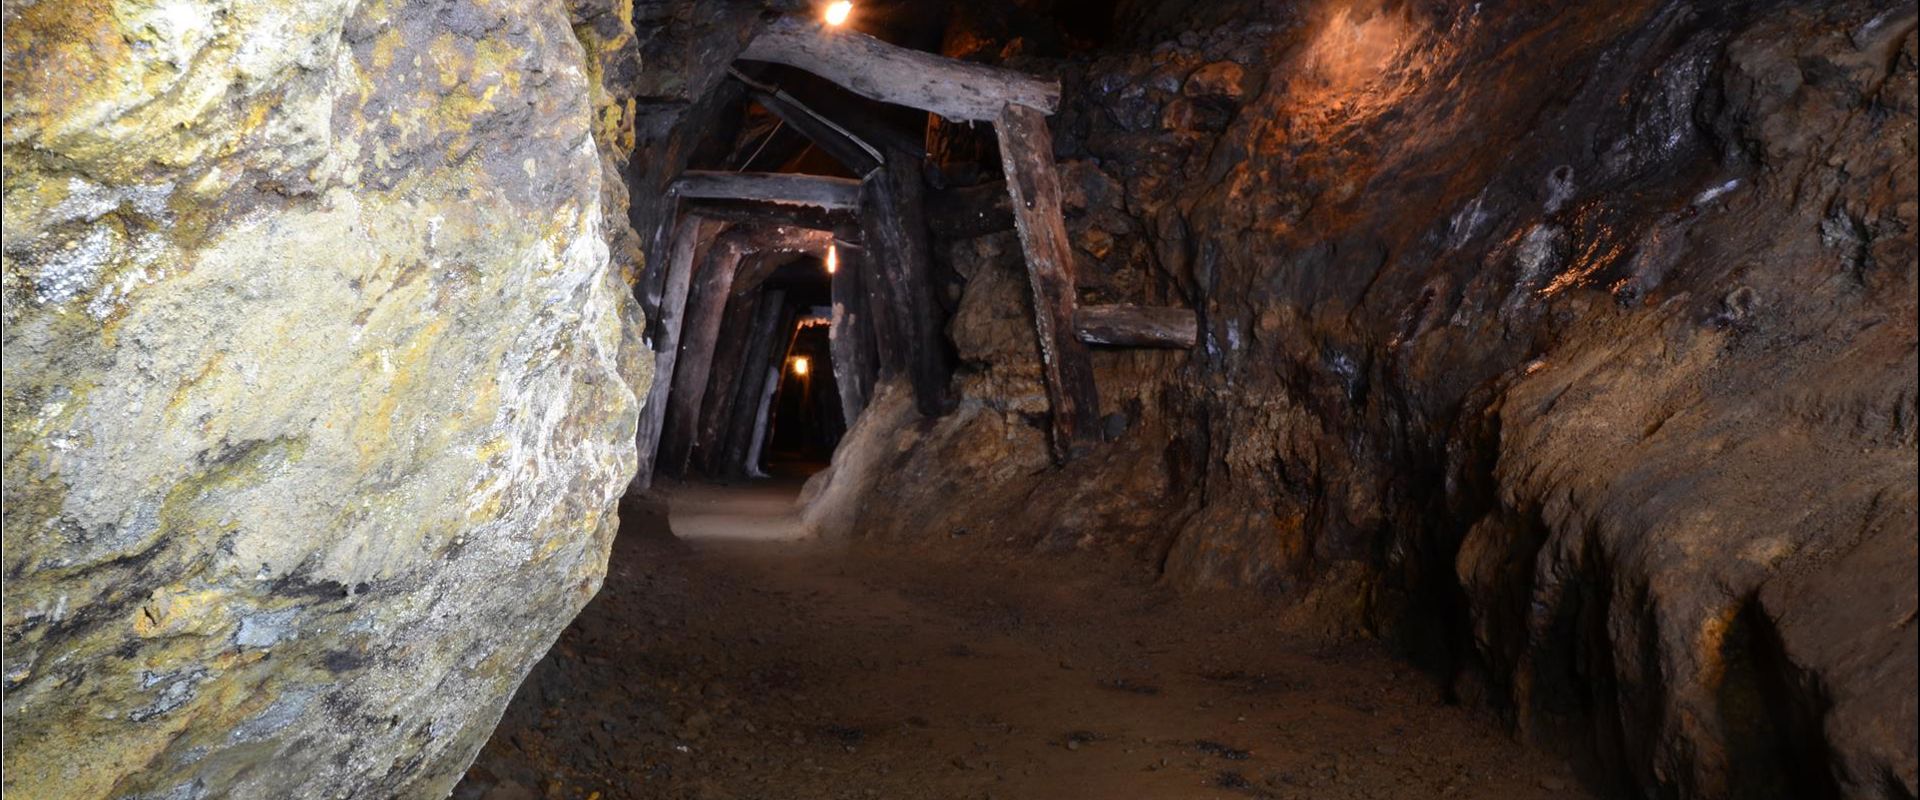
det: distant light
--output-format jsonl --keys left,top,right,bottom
{"left": 823, "top": 1, "right": 852, "bottom": 26}
{"left": 791, "top": 356, "right": 811, "bottom": 376}
{"left": 825, "top": 244, "right": 838, "bottom": 275}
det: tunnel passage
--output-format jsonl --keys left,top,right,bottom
{"left": 629, "top": 1, "right": 1198, "bottom": 491}
{"left": 524, "top": 1, "right": 1918, "bottom": 799}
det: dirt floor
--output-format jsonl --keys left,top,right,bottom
{"left": 457, "top": 478, "right": 1597, "bottom": 800}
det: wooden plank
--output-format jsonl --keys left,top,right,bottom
{"left": 859, "top": 149, "right": 953, "bottom": 417}
{"left": 630, "top": 218, "right": 709, "bottom": 493}
{"left": 1075, "top": 305, "right": 1198, "bottom": 348}
{"left": 996, "top": 103, "right": 1100, "bottom": 462}
{"left": 739, "top": 17, "right": 1060, "bottom": 123}
{"left": 717, "top": 289, "right": 790, "bottom": 478}
{"left": 673, "top": 170, "right": 863, "bottom": 212}
{"left": 657, "top": 229, "right": 750, "bottom": 477}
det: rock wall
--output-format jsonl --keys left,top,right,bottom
{"left": 804, "top": 0, "right": 1918, "bottom": 796}
{"left": 2, "top": 0, "right": 648, "bottom": 796}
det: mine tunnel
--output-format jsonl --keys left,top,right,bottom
{"left": 2, "top": 1, "right": 1915, "bottom": 799}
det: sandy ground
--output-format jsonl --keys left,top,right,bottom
{"left": 457, "top": 478, "right": 1598, "bottom": 800}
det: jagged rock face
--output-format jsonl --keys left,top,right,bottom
{"left": 1, "top": 0, "right": 647, "bottom": 796}
{"left": 810, "top": 0, "right": 1917, "bottom": 796}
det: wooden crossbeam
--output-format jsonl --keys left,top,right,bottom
{"left": 1076, "top": 305, "right": 1198, "bottom": 349}
{"left": 739, "top": 17, "right": 1060, "bottom": 122}
{"left": 673, "top": 170, "right": 863, "bottom": 212}
{"left": 682, "top": 197, "right": 853, "bottom": 232}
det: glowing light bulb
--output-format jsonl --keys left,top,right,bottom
{"left": 823, "top": 1, "right": 852, "bottom": 26}
{"left": 825, "top": 244, "right": 838, "bottom": 275}
{"left": 792, "top": 356, "right": 811, "bottom": 376}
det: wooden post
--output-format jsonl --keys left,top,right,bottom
{"left": 859, "top": 149, "right": 952, "bottom": 417}
{"left": 657, "top": 230, "right": 748, "bottom": 477}
{"left": 996, "top": 104, "right": 1100, "bottom": 462}
{"left": 742, "top": 363, "right": 781, "bottom": 478}
{"left": 631, "top": 218, "right": 709, "bottom": 492}
{"left": 689, "top": 280, "right": 764, "bottom": 477}
{"left": 853, "top": 238, "right": 904, "bottom": 379}
{"left": 830, "top": 241, "right": 875, "bottom": 428}
{"left": 717, "top": 289, "right": 790, "bottom": 478}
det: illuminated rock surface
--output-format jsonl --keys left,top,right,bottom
{"left": 2, "top": 1, "right": 647, "bottom": 796}
{"left": 807, "top": 1, "right": 1918, "bottom": 796}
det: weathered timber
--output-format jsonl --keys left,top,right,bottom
{"left": 739, "top": 17, "right": 1060, "bottom": 122}
{"left": 631, "top": 218, "right": 711, "bottom": 493}
{"left": 1075, "top": 305, "right": 1199, "bottom": 348}
{"left": 730, "top": 68, "right": 883, "bottom": 175}
{"left": 636, "top": 78, "right": 746, "bottom": 343}
{"left": 716, "top": 288, "right": 790, "bottom": 478}
{"left": 925, "top": 180, "right": 1015, "bottom": 240}
{"left": 682, "top": 197, "right": 852, "bottom": 231}
{"left": 996, "top": 103, "right": 1100, "bottom": 462}
{"left": 830, "top": 244, "right": 876, "bottom": 427}
{"left": 859, "top": 149, "right": 953, "bottom": 417}
{"left": 690, "top": 283, "right": 765, "bottom": 476}
{"left": 673, "top": 170, "right": 863, "bottom": 212}
{"left": 657, "top": 228, "right": 751, "bottom": 477}
{"left": 741, "top": 363, "right": 781, "bottom": 479}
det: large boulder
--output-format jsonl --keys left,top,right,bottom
{"left": 1, "top": 0, "right": 647, "bottom": 797}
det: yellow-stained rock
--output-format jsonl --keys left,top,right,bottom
{"left": 2, "top": 0, "right": 649, "bottom": 797}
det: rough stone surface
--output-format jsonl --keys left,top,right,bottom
{"left": 2, "top": 0, "right": 647, "bottom": 797}
{"left": 806, "top": 1, "right": 1918, "bottom": 797}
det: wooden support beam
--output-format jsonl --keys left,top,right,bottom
{"left": 716, "top": 289, "right": 791, "bottom": 478}
{"left": 996, "top": 104, "right": 1100, "bottom": 463}
{"left": 728, "top": 227, "right": 831, "bottom": 296}
{"left": 690, "top": 284, "right": 765, "bottom": 477}
{"left": 731, "top": 67, "right": 883, "bottom": 175}
{"left": 682, "top": 197, "right": 853, "bottom": 232}
{"left": 739, "top": 17, "right": 1060, "bottom": 123}
{"left": 859, "top": 149, "right": 953, "bottom": 417}
{"left": 631, "top": 218, "right": 711, "bottom": 492}
{"left": 925, "top": 180, "right": 1014, "bottom": 240}
{"left": 830, "top": 242, "right": 877, "bottom": 427}
{"left": 657, "top": 229, "right": 751, "bottom": 477}
{"left": 742, "top": 363, "right": 781, "bottom": 479}
{"left": 1075, "top": 305, "right": 1199, "bottom": 349}
{"left": 673, "top": 170, "right": 863, "bottom": 212}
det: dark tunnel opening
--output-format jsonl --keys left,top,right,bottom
{"left": 756, "top": 258, "right": 846, "bottom": 475}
